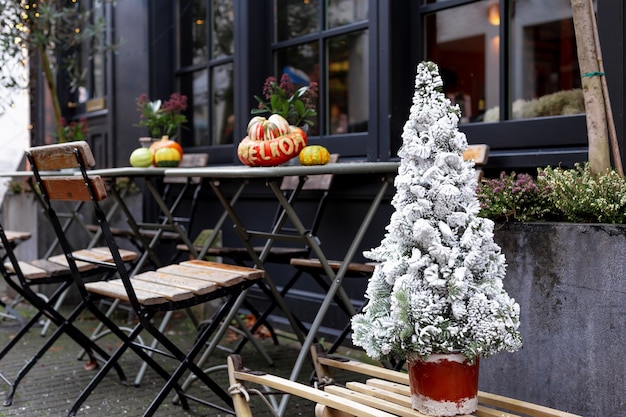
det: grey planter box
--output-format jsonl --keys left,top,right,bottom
{"left": 480, "top": 222, "right": 626, "bottom": 417}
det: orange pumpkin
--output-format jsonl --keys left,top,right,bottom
{"left": 149, "top": 136, "right": 183, "bottom": 167}
{"left": 299, "top": 145, "right": 331, "bottom": 166}
{"left": 238, "top": 126, "right": 307, "bottom": 167}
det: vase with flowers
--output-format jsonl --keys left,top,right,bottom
{"left": 350, "top": 61, "right": 522, "bottom": 416}
{"left": 135, "top": 92, "right": 188, "bottom": 140}
{"left": 237, "top": 74, "right": 317, "bottom": 167}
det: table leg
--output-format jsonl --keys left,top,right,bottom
{"left": 209, "top": 179, "right": 307, "bottom": 345}
{"left": 277, "top": 174, "right": 392, "bottom": 416}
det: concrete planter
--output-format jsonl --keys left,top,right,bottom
{"left": 479, "top": 222, "right": 626, "bottom": 417}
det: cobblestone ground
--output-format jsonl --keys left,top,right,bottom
{"left": 0, "top": 302, "right": 323, "bottom": 417}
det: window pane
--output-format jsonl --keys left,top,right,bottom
{"left": 275, "top": 42, "right": 320, "bottom": 133}
{"left": 327, "top": 0, "right": 368, "bottom": 29}
{"left": 424, "top": 0, "right": 493, "bottom": 124}
{"left": 328, "top": 30, "right": 368, "bottom": 134}
{"left": 212, "top": 63, "right": 234, "bottom": 145}
{"left": 276, "top": 0, "right": 320, "bottom": 42}
{"left": 179, "top": 0, "right": 208, "bottom": 66}
{"left": 508, "top": 2, "right": 583, "bottom": 121}
{"left": 211, "top": 0, "right": 234, "bottom": 58}
{"left": 189, "top": 69, "right": 209, "bottom": 147}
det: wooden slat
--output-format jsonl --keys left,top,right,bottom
{"left": 317, "top": 356, "right": 409, "bottom": 385}
{"left": 473, "top": 404, "right": 522, "bottom": 417}
{"left": 477, "top": 392, "right": 581, "bottom": 417}
{"left": 3, "top": 230, "right": 32, "bottom": 242}
{"left": 365, "top": 379, "right": 410, "bottom": 396}
{"left": 41, "top": 176, "right": 107, "bottom": 201}
{"left": 4, "top": 261, "right": 49, "bottom": 279}
{"left": 27, "top": 141, "right": 96, "bottom": 170}
{"left": 290, "top": 258, "right": 376, "bottom": 274}
{"left": 324, "top": 385, "right": 423, "bottom": 417}
{"left": 132, "top": 271, "right": 218, "bottom": 295}
{"left": 463, "top": 144, "right": 489, "bottom": 166}
{"left": 47, "top": 254, "right": 97, "bottom": 272}
{"left": 232, "top": 369, "right": 396, "bottom": 417}
{"left": 180, "top": 260, "right": 264, "bottom": 280}
{"left": 89, "top": 247, "right": 138, "bottom": 262}
{"left": 85, "top": 280, "right": 169, "bottom": 306}
{"left": 157, "top": 264, "right": 245, "bottom": 287}
{"left": 347, "top": 382, "right": 412, "bottom": 410}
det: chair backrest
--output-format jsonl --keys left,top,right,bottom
{"left": 26, "top": 142, "right": 107, "bottom": 203}
{"left": 25, "top": 142, "right": 121, "bottom": 285}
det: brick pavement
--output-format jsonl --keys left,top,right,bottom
{"left": 0, "top": 303, "right": 321, "bottom": 417}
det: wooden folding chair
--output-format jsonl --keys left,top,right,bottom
{"left": 0, "top": 221, "right": 133, "bottom": 406}
{"left": 0, "top": 230, "right": 31, "bottom": 325}
{"left": 25, "top": 141, "right": 264, "bottom": 416}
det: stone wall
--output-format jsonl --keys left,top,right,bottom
{"left": 479, "top": 222, "right": 626, "bottom": 416}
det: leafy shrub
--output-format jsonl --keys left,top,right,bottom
{"left": 477, "top": 163, "right": 626, "bottom": 224}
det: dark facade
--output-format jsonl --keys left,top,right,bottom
{"left": 30, "top": 0, "right": 626, "bottom": 337}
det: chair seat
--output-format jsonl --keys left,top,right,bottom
{"left": 290, "top": 258, "right": 376, "bottom": 277}
{"left": 4, "top": 247, "right": 138, "bottom": 281}
{"left": 85, "top": 260, "right": 263, "bottom": 307}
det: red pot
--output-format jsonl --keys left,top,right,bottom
{"left": 408, "top": 353, "right": 479, "bottom": 416}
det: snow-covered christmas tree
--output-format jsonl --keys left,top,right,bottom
{"left": 351, "top": 62, "right": 522, "bottom": 362}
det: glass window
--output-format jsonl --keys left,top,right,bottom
{"left": 424, "top": 0, "right": 584, "bottom": 124}
{"left": 276, "top": 0, "right": 321, "bottom": 41}
{"left": 211, "top": 0, "right": 234, "bottom": 58}
{"left": 75, "top": 0, "right": 108, "bottom": 104}
{"left": 327, "top": 0, "right": 368, "bottom": 28}
{"left": 177, "top": 0, "right": 234, "bottom": 147}
{"left": 328, "top": 30, "right": 369, "bottom": 133}
{"left": 274, "top": 0, "right": 369, "bottom": 137}
{"left": 509, "top": 2, "right": 583, "bottom": 121}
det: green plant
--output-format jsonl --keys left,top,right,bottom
{"left": 0, "top": 0, "right": 116, "bottom": 141}
{"left": 57, "top": 117, "right": 88, "bottom": 142}
{"left": 477, "top": 163, "right": 626, "bottom": 224}
{"left": 252, "top": 74, "right": 318, "bottom": 127}
{"left": 136, "top": 93, "right": 188, "bottom": 139}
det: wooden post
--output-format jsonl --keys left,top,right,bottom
{"left": 570, "top": 0, "right": 615, "bottom": 175}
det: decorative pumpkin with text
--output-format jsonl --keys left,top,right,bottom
{"left": 299, "top": 145, "right": 330, "bottom": 166}
{"left": 238, "top": 114, "right": 308, "bottom": 167}
{"left": 149, "top": 136, "right": 183, "bottom": 167}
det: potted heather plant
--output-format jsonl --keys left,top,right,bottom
{"left": 351, "top": 61, "right": 522, "bottom": 416}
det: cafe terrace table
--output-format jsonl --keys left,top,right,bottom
{"left": 164, "top": 161, "right": 399, "bottom": 414}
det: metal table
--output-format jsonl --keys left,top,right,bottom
{"left": 164, "top": 161, "right": 398, "bottom": 414}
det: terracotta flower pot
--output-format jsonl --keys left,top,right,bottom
{"left": 408, "top": 353, "right": 479, "bottom": 416}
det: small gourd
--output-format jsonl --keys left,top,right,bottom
{"left": 149, "top": 136, "right": 184, "bottom": 167}
{"left": 299, "top": 145, "right": 331, "bottom": 166}
{"left": 154, "top": 147, "right": 182, "bottom": 167}
{"left": 129, "top": 147, "right": 153, "bottom": 168}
